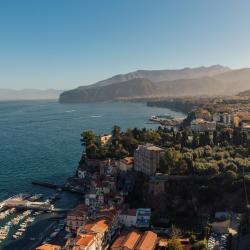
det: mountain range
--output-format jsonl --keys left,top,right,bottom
{"left": 59, "top": 65, "right": 250, "bottom": 103}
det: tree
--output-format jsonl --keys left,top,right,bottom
{"left": 81, "top": 130, "right": 96, "bottom": 147}
{"left": 213, "top": 130, "right": 219, "bottom": 146}
{"left": 199, "top": 131, "right": 210, "bottom": 146}
{"left": 181, "top": 131, "right": 189, "bottom": 148}
{"left": 191, "top": 241, "right": 207, "bottom": 250}
{"left": 112, "top": 125, "right": 121, "bottom": 142}
{"left": 192, "top": 132, "right": 199, "bottom": 148}
{"left": 168, "top": 238, "right": 183, "bottom": 250}
{"left": 165, "top": 148, "right": 182, "bottom": 174}
{"left": 232, "top": 129, "right": 242, "bottom": 146}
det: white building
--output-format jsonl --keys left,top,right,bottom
{"left": 119, "top": 209, "right": 137, "bottom": 227}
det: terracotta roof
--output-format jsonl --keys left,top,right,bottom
{"left": 121, "top": 157, "right": 134, "bottom": 165}
{"left": 123, "top": 231, "right": 141, "bottom": 249}
{"left": 83, "top": 219, "right": 110, "bottom": 234}
{"left": 135, "top": 231, "right": 158, "bottom": 250}
{"left": 91, "top": 219, "right": 109, "bottom": 233}
{"left": 96, "top": 207, "right": 117, "bottom": 219}
{"left": 36, "top": 243, "right": 61, "bottom": 250}
{"left": 74, "top": 234, "right": 95, "bottom": 247}
{"left": 111, "top": 234, "right": 127, "bottom": 249}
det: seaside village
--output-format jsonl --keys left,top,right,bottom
{"left": 34, "top": 112, "right": 249, "bottom": 250}
{"left": 36, "top": 140, "right": 169, "bottom": 250}
{"left": 188, "top": 101, "right": 250, "bottom": 133}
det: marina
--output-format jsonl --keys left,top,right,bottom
{"left": 0, "top": 208, "right": 40, "bottom": 243}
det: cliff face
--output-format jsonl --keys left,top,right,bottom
{"left": 59, "top": 65, "right": 250, "bottom": 103}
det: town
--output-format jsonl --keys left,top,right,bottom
{"left": 32, "top": 95, "right": 250, "bottom": 250}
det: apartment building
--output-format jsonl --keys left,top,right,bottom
{"left": 134, "top": 144, "right": 163, "bottom": 175}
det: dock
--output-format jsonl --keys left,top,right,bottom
{"left": 32, "top": 181, "right": 60, "bottom": 189}
{"left": 31, "top": 180, "right": 85, "bottom": 194}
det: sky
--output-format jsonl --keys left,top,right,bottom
{"left": 0, "top": 0, "right": 250, "bottom": 90}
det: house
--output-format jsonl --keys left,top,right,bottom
{"left": 134, "top": 144, "right": 164, "bottom": 176}
{"left": 66, "top": 204, "right": 89, "bottom": 232}
{"left": 36, "top": 244, "right": 61, "bottom": 250}
{"left": 119, "top": 209, "right": 137, "bottom": 227}
{"left": 118, "top": 157, "right": 134, "bottom": 172}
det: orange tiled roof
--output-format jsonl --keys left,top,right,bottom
{"left": 96, "top": 207, "right": 117, "bottom": 220}
{"left": 36, "top": 243, "right": 61, "bottom": 250}
{"left": 91, "top": 219, "right": 109, "bottom": 233}
{"left": 74, "top": 234, "right": 95, "bottom": 247}
{"left": 111, "top": 234, "right": 127, "bottom": 249}
{"left": 135, "top": 231, "right": 158, "bottom": 250}
{"left": 121, "top": 157, "right": 134, "bottom": 165}
{"left": 123, "top": 231, "right": 141, "bottom": 249}
{"left": 83, "top": 219, "right": 109, "bottom": 234}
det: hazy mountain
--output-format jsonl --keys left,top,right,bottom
{"left": 80, "top": 65, "right": 230, "bottom": 89}
{"left": 237, "top": 89, "right": 250, "bottom": 97}
{"left": 59, "top": 65, "right": 250, "bottom": 103}
{"left": 0, "top": 89, "right": 63, "bottom": 101}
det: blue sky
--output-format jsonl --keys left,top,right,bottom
{"left": 0, "top": 0, "right": 250, "bottom": 90}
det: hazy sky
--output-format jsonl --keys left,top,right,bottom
{"left": 1, "top": 0, "right": 250, "bottom": 90}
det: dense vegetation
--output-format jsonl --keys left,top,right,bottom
{"left": 81, "top": 125, "right": 250, "bottom": 222}
{"left": 81, "top": 126, "right": 250, "bottom": 176}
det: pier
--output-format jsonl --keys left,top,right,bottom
{"left": 31, "top": 180, "right": 85, "bottom": 194}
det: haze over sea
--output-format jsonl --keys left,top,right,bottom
{"left": 0, "top": 100, "right": 184, "bottom": 201}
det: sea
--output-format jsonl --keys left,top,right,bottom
{"left": 0, "top": 100, "right": 184, "bottom": 250}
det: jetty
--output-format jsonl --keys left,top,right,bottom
{"left": 31, "top": 181, "right": 85, "bottom": 194}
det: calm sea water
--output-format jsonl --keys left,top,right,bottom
{"left": 0, "top": 100, "right": 184, "bottom": 250}
{"left": 0, "top": 100, "right": 184, "bottom": 200}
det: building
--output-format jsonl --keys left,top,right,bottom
{"left": 36, "top": 244, "right": 61, "bottom": 250}
{"left": 119, "top": 209, "right": 137, "bottom": 227}
{"left": 77, "top": 219, "right": 110, "bottom": 250}
{"left": 134, "top": 144, "right": 164, "bottom": 176}
{"left": 100, "top": 134, "right": 112, "bottom": 146}
{"left": 135, "top": 231, "right": 158, "bottom": 250}
{"left": 65, "top": 234, "right": 96, "bottom": 250}
{"left": 85, "top": 192, "right": 104, "bottom": 208}
{"left": 77, "top": 165, "right": 87, "bottom": 179}
{"left": 213, "top": 112, "right": 232, "bottom": 126}
{"left": 111, "top": 230, "right": 158, "bottom": 250}
{"left": 111, "top": 230, "right": 141, "bottom": 250}
{"left": 190, "top": 118, "right": 216, "bottom": 132}
{"left": 66, "top": 204, "right": 89, "bottom": 232}
{"left": 96, "top": 207, "right": 121, "bottom": 239}
{"left": 118, "top": 157, "right": 134, "bottom": 172}
{"left": 119, "top": 208, "right": 151, "bottom": 228}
